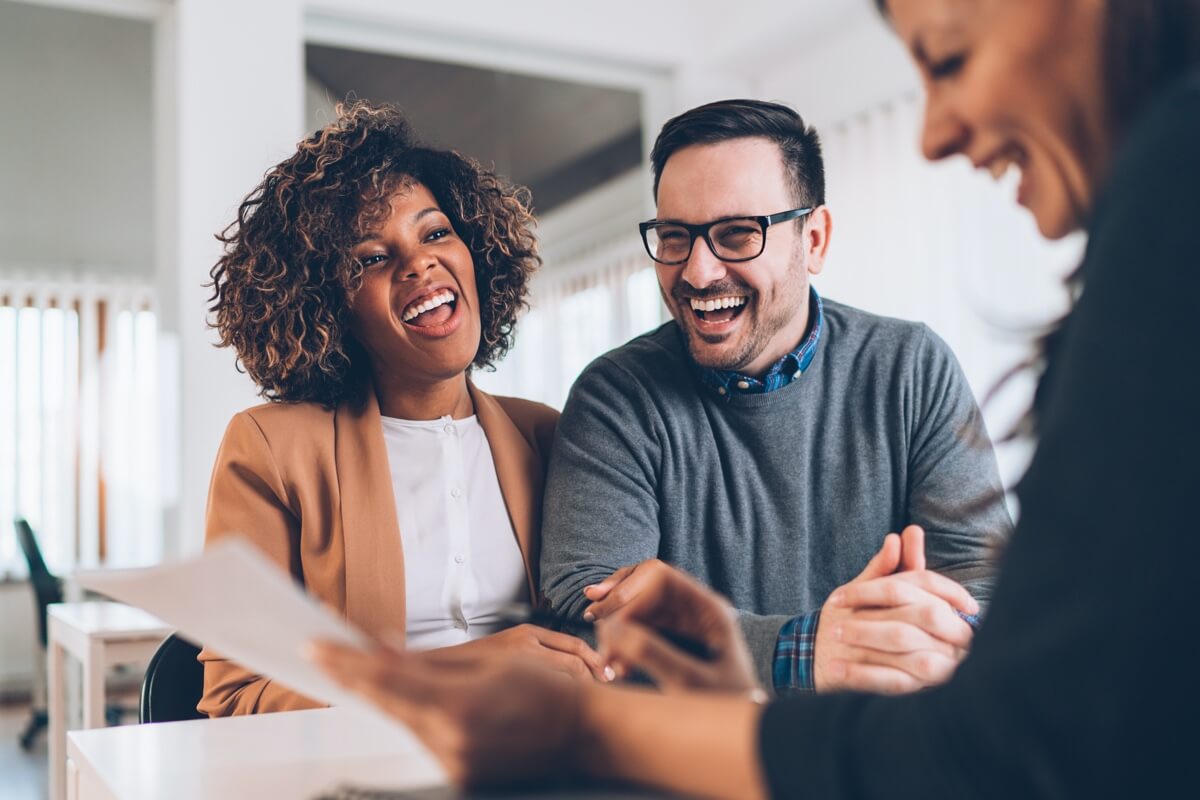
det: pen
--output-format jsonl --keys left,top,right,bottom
{"left": 498, "top": 603, "right": 715, "bottom": 662}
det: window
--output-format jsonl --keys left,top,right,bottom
{"left": 0, "top": 279, "right": 161, "bottom": 576}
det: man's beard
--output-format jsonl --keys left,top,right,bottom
{"left": 670, "top": 255, "right": 808, "bottom": 373}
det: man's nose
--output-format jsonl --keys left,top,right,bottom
{"left": 679, "top": 235, "right": 727, "bottom": 289}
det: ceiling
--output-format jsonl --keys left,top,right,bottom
{"left": 305, "top": 44, "right": 643, "bottom": 214}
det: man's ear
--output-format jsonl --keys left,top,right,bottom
{"left": 804, "top": 206, "right": 833, "bottom": 276}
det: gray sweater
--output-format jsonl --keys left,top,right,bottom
{"left": 540, "top": 298, "right": 1012, "bottom": 687}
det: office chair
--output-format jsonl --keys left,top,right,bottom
{"left": 13, "top": 517, "right": 63, "bottom": 751}
{"left": 139, "top": 633, "right": 206, "bottom": 723}
{"left": 13, "top": 517, "right": 129, "bottom": 750}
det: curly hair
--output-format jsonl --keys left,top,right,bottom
{"left": 207, "top": 101, "right": 541, "bottom": 408}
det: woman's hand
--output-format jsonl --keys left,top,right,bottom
{"left": 444, "top": 623, "right": 608, "bottom": 682}
{"left": 310, "top": 643, "right": 585, "bottom": 787}
{"left": 594, "top": 559, "right": 762, "bottom": 695}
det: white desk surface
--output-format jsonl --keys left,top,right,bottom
{"left": 48, "top": 602, "right": 172, "bottom": 640}
{"left": 67, "top": 707, "right": 447, "bottom": 800}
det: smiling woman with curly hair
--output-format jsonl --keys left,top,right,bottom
{"left": 198, "top": 101, "right": 606, "bottom": 717}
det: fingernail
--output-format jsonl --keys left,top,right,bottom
{"left": 603, "top": 665, "right": 616, "bottom": 682}
{"left": 829, "top": 592, "right": 844, "bottom": 606}
{"left": 833, "top": 624, "right": 843, "bottom": 641}
{"left": 583, "top": 611, "right": 595, "bottom": 622}
{"left": 301, "top": 642, "right": 321, "bottom": 661}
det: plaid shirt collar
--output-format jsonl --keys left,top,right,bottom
{"left": 695, "top": 287, "right": 824, "bottom": 400}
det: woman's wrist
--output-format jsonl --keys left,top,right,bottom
{"left": 570, "top": 680, "right": 614, "bottom": 780}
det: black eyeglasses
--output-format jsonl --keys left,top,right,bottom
{"left": 638, "top": 207, "right": 813, "bottom": 266}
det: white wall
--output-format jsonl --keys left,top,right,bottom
{"left": 0, "top": 1, "right": 154, "bottom": 278}
{"left": 154, "top": 0, "right": 305, "bottom": 558}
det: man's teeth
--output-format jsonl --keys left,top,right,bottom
{"left": 402, "top": 291, "right": 455, "bottom": 322}
{"left": 689, "top": 296, "right": 747, "bottom": 313}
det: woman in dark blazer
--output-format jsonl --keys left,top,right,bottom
{"left": 312, "top": 2, "right": 1200, "bottom": 797}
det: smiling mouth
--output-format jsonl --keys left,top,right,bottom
{"left": 983, "top": 143, "right": 1028, "bottom": 182}
{"left": 688, "top": 295, "right": 749, "bottom": 326}
{"left": 402, "top": 289, "right": 458, "bottom": 328}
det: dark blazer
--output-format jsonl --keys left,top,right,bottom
{"left": 760, "top": 71, "right": 1200, "bottom": 800}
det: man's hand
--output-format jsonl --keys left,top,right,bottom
{"left": 813, "top": 525, "right": 978, "bottom": 694}
{"left": 593, "top": 559, "right": 762, "bottom": 695}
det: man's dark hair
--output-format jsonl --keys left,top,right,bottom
{"left": 649, "top": 98, "right": 826, "bottom": 208}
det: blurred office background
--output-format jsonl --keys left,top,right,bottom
{"left": 0, "top": 0, "right": 1082, "bottom": 716}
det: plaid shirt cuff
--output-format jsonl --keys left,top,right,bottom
{"left": 772, "top": 610, "right": 821, "bottom": 692}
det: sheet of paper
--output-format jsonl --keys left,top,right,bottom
{"left": 74, "top": 537, "right": 400, "bottom": 729}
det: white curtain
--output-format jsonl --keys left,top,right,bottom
{"left": 472, "top": 238, "right": 665, "bottom": 410}
{"left": 816, "top": 94, "right": 1085, "bottom": 489}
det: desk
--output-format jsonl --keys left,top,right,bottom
{"left": 48, "top": 602, "right": 173, "bottom": 800}
{"left": 66, "top": 707, "right": 446, "bottom": 800}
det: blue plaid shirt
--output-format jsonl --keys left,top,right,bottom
{"left": 697, "top": 288, "right": 824, "bottom": 399}
{"left": 774, "top": 610, "right": 981, "bottom": 692}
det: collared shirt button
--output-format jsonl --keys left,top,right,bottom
{"left": 443, "top": 423, "right": 455, "bottom": 435}
{"left": 451, "top": 487, "right": 463, "bottom": 498}
{"left": 454, "top": 553, "right": 466, "bottom": 565}
{"left": 736, "top": 380, "right": 751, "bottom": 391}
{"left": 792, "top": 369, "right": 802, "bottom": 380}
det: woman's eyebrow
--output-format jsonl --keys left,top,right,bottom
{"left": 354, "top": 208, "right": 443, "bottom": 245}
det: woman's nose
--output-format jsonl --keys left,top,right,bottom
{"left": 921, "top": 94, "right": 971, "bottom": 162}
{"left": 400, "top": 252, "right": 438, "bottom": 280}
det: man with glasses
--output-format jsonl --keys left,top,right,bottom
{"left": 540, "top": 99, "right": 1011, "bottom": 696}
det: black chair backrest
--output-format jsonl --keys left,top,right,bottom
{"left": 139, "top": 633, "right": 207, "bottom": 724}
{"left": 13, "top": 518, "right": 63, "bottom": 647}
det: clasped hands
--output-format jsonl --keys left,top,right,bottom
{"left": 584, "top": 524, "right": 978, "bottom": 695}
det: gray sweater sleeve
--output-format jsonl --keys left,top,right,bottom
{"left": 539, "top": 356, "right": 793, "bottom": 686}
{"left": 907, "top": 327, "right": 1012, "bottom": 607}
{"left": 539, "top": 357, "right": 664, "bottom": 618}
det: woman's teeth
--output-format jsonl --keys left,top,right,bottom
{"left": 402, "top": 290, "right": 456, "bottom": 322}
{"left": 987, "top": 146, "right": 1026, "bottom": 181}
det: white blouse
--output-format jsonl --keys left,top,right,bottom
{"left": 379, "top": 414, "right": 528, "bottom": 651}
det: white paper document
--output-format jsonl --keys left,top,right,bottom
{"left": 75, "top": 537, "right": 398, "bottom": 728}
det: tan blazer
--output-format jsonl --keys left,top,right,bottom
{"left": 197, "top": 383, "right": 558, "bottom": 717}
